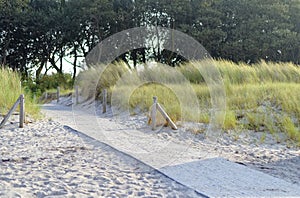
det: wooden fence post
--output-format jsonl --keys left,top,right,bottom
{"left": 19, "top": 94, "right": 25, "bottom": 128}
{"left": 0, "top": 94, "right": 26, "bottom": 129}
{"left": 156, "top": 103, "right": 178, "bottom": 130}
{"left": 103, "top": 89, "right": 107, "bottom": 113}
{"left": 151, "top": 96, "right": 158, "bottom": 130}
{"left": 57, "top": 86, "right": 60, "bottom": 103}
{"left": 75, "top": 85, "right": 79, "bottom": 104}
{"left": 0, "top": 96, "right": 21, "bottom": 129}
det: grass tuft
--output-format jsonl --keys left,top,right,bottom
{"left": 0, "top": 67, "right": 40, "bottom": 119}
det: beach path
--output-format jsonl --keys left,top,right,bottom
{"left": 42, "top": 101, "right": 300, "bottom": 197}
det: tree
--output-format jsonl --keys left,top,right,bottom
{"left": 1, "top": 0, "right": 300, "bottom": 80}
{"left": 217, "top": 0, "right": 299, "bottom": 63}
{"left": 0, "top": 0, "right": 30, "bottom": 71}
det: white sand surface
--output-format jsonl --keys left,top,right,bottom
{"left": 39, "top": 97, "right": 300, "bottom": 197}
{"left": 0, "top": 118, "right": 200, "bottom": 197}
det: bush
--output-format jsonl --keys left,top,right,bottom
{"left": 24, "top": 73, "right": 74, "bottom": 98}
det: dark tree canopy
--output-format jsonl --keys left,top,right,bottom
{"left": 0, "top": 0, "right": 299, "bottom": 79}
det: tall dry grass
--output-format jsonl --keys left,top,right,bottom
{"left": 77, "top": 60, "right": 300, "bottom": 145}
{"left": 0, "top": 67, "right": 40, "bottom": 118}
{"left": 179, "top": 59, "right": 300, "bottom": 84}
{"left": 76, "top": 61, "right": 129, "bottom": 100}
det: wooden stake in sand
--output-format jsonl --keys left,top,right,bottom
{"left": 0, "top": 94, "right": 25, "bottom": 129}
{"left": 57, "top": 86, "right": 60, "bottom": 103}
{"left": 75, "top": 85, "right": 79, "bottom": 104}
{"left": 151, "top": 97, "right": 158, "bottom": 130}
{"left": 19, "top": 94, "right": 25, "bottom": 128}
{"left": 150, "top": 96, "right": 177, "bottom": 130}
{"left": 103, "top": 89, "right": 107, "bottom": 113}
{"left": 156, "top": 103, "right": 178, "bottom": 130}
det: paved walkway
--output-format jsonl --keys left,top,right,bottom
{"left": 42, "top": 101, "right": 300, "bottom": 197}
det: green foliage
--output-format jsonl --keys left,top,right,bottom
{"left": 1, "top": 0, "right": 300, "bottom": 78}
{"left": 1, "top": 0, "right": 300, "bottom": 143}
{"left": 0, "top": 67, "right": 40, "bottom": 118}
{"left": 24, "top": 73, "right": 73, "bottom": 97}
{"left": 39, "top": 73, "right": 73, "bottom": 91}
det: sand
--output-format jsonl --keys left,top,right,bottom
{"left": 40, "top": 97, "right": 300, "bottom": 197}
{"left": 0, "top": 118, "right": 200, "bottom": 197}
{"left": 1, "top": 96, "right": 299, "bottom": 197}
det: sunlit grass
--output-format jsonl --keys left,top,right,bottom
{"left": 0, "top": 67, "right": 40, "bottom": 119}
{"left": 78, "top": 59, "right": 300, "bottom": 145}
{"left": 77, "top": 61, "right": 129, "bottom": 99}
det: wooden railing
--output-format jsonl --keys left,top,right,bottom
{"left": 0, "top": 94, "right": 25, "bottom": 129}
{"left": 149, "top": 96, "right": 178, "bottom": 130}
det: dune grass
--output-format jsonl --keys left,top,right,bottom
{"left": 78, "top": 60, "right": 300, "bottom": 145}
{"left": 76, "top": 61, "right": 130, "bottom": 99}
{"left": 0, "top": 68, "right": 40, "bottom": 119}
{"left": 128, "top": 83, "right": 181, "bottom": 120}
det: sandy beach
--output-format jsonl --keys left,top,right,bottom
{"left": 0, "top": 117, "right": 200, "bottom": 197}
{"left": 2, "top": 0, "right": 300, "bottom": 197}
{"left": 1, "top": 97, "right": 299, "bottom": 197}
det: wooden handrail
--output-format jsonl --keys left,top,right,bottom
{"left": 150, "top": 96, "right": 177, "bottom": 130}
{"left": 0, "top": 94, "right": 25, "bottom": 129}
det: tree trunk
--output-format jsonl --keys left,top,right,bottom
{"left": 155, "top": 25, "right": 161, "bottom": 62}
{"left": 1, "top": 40, "right": 10, "bottom": 66}
{"left": 73, "top": 49, "right": 78, "bottom": 81}
{"left": 49, "top": 55, "right": 62, "bottom": 74}
{"left": 35, "top": 61, "right": 44, "bottom": 81}
{"left": 132, "top": 50, "right": 137, "bottom": 68}
{"left": 60, "top": 47, "right": 63, "bottom": 73}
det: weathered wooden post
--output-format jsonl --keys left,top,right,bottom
{"left": 57, "top": 86, "right": 60, "bottom": 103}
{"left": 75, "top": 85, "right": 79, "bottom": 104}
{"left": 19, "top": 94, "right": 25, "bottom": 128}
{"left": 148, "top": 96, "right": 177, "bottom": 130}
{"left": 151, "top": 96, "right": 158, "bottom": 130}
{"left": 103, "top": 89, "right": 107, "bottom": 113}
{"left": 0, "top": 95, "right": 22, "bottom": 129}
{"left": 156, "top": 103, "right": 178, "bottom": 130}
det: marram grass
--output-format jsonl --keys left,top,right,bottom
{"left": 0, "top": 68, "right": 40, "bottom": 118}
{"left": 78, "top": 60, "right": 300, "bottom": 145}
